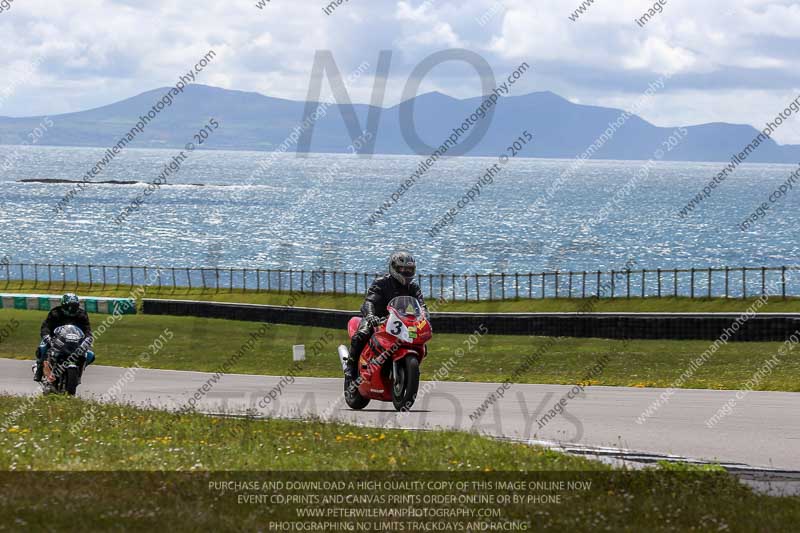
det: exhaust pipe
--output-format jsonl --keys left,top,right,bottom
{"left": 337, "top": 345, "right": 350, "bottom": 373}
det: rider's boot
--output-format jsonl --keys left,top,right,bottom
{"left": 346, "top": 330, "right": 370, "bottom": 384}
{"left": 33, "top": 361, "right": 43, "bottom": 382}
{"left": 345, "top": 352, "right": 358, "bottom": 383}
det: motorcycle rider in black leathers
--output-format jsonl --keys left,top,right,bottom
{"left": 34, "top": 293, "right": 95, "bottom": 382}
{"left": 345, "top": 251, "right": 428, "bottom": 382}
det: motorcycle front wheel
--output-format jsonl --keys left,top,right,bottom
{"left": 65, "top": 366, "right": 79, "bottom": 396}
{"left": 392, "top": 356, "right": 420, "bottom": 412}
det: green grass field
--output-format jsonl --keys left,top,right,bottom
{"left": 1, "top": 308, "right": 798, "bottom": 391}
{"left": 3, "top": 280, "right": 800, "bottom": 313}
{"left": 0, "top": 395, "right": 797, "bottom": 531}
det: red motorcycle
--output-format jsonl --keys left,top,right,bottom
{"left": 338, "top": 296, "right": 432, "bottom": 411}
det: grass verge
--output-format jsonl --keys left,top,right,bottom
{"left": 0, "top": 395, "right": 797, "bottom": 531}
{"left": 3, "top": 280, "right": 800, "bottom": 313}
{"left": 1, "top": 309, "right": 799, "bottom": 391}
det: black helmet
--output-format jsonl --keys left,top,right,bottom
{"left": 389, "top": 251, "right": 416, "bottom": 286}
{"left": 61, "top": 293, "right": 80, "bottom": 316}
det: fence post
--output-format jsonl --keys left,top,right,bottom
{"left": 170, "top": 268, "right": 176, "bottom": 292}
{"left": 244, "top": 268, "right": 248, "bottom": 293}
{"left": 228, "top": 268, "right": 233, "bottom": 293}
{"left": 364, "top": 272, "right": 368, "bottom": 292}
{"left": 322, "top": 270, "right": 326, "bottom": 293}
{"left": 568, "top": 271, "right": 573, "bottom": 298}
{"left": 761, "top": 267, "right": 766, "bottom": 296}
{"left": 256, "top": 269, "right": 261, "bottom": 293}
{"left": 528, "top": 272, "right": 533, "bottom": 299}
{"left": 429, "top": 274, "right": 433, "bottom": 297}
{"left": 515, "top": 273, "right": 519, "bottom": 299}
{"left": 582, "top": 271, "right": 587, "bottom": 299}
{"left": 707, "top": 268, "right": 712, "bottom": 299}
{"left": 488, "top": 273, "right": 493, "bottom": 301}
{"left": 76, "top": 264, "right": 81, "bottom": 290}
{"left": 464, "top": 275, "right": 468, "bottom": 301}
{"left": 311, "top": 271, "right": 316, "bottom": 293}
{"left": 657, "top": 268, "right": 661, "bottom": 298}
{"left": 610, "top": 270, "right": 615, "bottom": 298}
{"left": 332, "top": 271, "right": 337, "bottom": 294}
{"left": 742, "top": 267, "right": 746, "bottom": 299}
{"left": 690, "top": 268, "right": 695, "bottom": 299}
{"left": 300, "top": 270, "right": 305, "bottom": 294}
{"left": 88, "top": 265, "right": 93, "bottom": 290}
{"left": 782, "top": 266, "right": 787, "bottom": 300}
{"left": 186, "top": 268, "right": 192, "bottom": 290}
{"left": 641, "top": 269, "right": 646, "bottom": 298}
{"left": 626, "top": 269, "right": 631, "bottom": 298}
{"left": 724, "top": 266, "right": 729, "bottom": 298}
{"left": 33, "top": 263, "right": 39, "bottom": 289}
{"left": 100, "top": 265, "right": 105, "bottom": 290}
{"left": 452, "top": 274, "right": 456, "bottom": 301}
{"left": 541, "top": 272, "right": 546, "bottom": 299}
{"left": 354, "top": 271, "right": 358, "bottom": 295}
{"left": 501, "top": 273, "right": 505, "bottom": 300}
{"left": 554, "top": 271, "right": 559, "bottom": 299}
{"left": 673, "top": 269, "right": 678, "bottom": 297}
{"left": 476, "top": 274, "right": 480, "bottom": 301}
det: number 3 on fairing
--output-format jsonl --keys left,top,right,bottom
{"left": 389, "top": 320, "right": 403, "bottom": 335}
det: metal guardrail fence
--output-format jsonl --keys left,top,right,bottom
{"left": 0, "top": 263, "right": 798, "bottom": 301}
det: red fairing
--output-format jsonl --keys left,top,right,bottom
{"left": 347, "top": 307, "right": 432, "bottom": 402}
{"left": 347, "top": 316, "right": 362, "bottom": 339}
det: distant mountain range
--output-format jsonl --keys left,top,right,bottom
{"left": 1, "top": 84, "right": 798, "bottom": 163}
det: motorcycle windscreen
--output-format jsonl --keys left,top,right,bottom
{"left": 51, "top": 324, "right": 85, "bottom": 352}
{"left": 386, "top": 296, "right": 423, "bottom": 318}
{"left": 385, "top": 296, "right": 423, "bottom": 343}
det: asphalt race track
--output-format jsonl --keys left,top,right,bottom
{"left": 1, "top": 358, "right": 798, "bottom": 488}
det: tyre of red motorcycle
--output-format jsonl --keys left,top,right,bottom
{"left": 65, "top": 366, "right": 79, "bottom": 396}
{"left": 344, "top": 378, "right": 370, "bottom": 410}
{"left": 392, "top": 356, "right": 420, "bottom": 412}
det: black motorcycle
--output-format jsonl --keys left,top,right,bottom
{"left": 43, "top": 325, "right": 87, "bottom": 396}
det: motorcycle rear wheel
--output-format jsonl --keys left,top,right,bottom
{"left": 392, "top": 356, "right": 420, "bottom": 412}
{"left": 344, "top": 377, "right": 370, "bottom": 410}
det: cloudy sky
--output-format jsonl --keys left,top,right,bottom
{"left": 3, "top": 0, "right": 800, "bottom": 142}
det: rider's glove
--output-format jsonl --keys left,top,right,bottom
{"left": 365, "top": 315, "right": 382, "bottom": 328}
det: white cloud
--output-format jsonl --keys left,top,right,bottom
{"left": 0, "top": 0, "right": 798, "bottom": 141}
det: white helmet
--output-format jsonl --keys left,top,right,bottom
{"left": 389, "top": 251, "right": 416, "bottom": 286}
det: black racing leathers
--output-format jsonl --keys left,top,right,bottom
{"left": 348, "top": 274, "right": 428, "bottom": 367}
{"left": 40, "top": 306, "right": 93, "bottom": 342}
